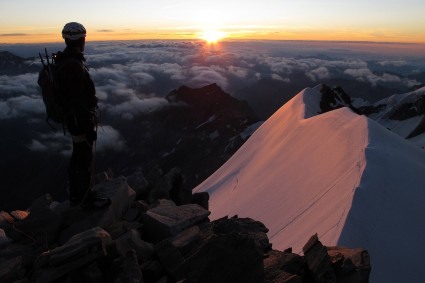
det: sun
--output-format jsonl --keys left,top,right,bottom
{"left": 199, "top": 29, "right": 227, "bottom": 44}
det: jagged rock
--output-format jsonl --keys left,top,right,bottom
{"left": 0, "top": 256, "right": 25, "bottom": 282}
{"left": 191, "top": 192, "right": 209, "bottom": 210}
{"left": 136, "top": 199, "right": 150, "bottom": 212}
{"left": 63, "top": 262, "right": 103, "bottom": 282}
{"left": 148, "top": 167, "right": 189, "bottom": 205}
{"left": 141, "top": 260, "right": 166, "bottom": 283}
{"left": 327, "top": 246, "right": 371, "bottom": 283}
{"left": 32, "top": 227, "right": 112, "bottom": 283}
{"left": 105, "top": 220, "right": 142, "bottom": 240}
{"left": 303, "top": 234, "right": 337, "bottom": 283}
{"left": 123, "top": 201, "right": 146, "bottom": 222}
{"left": 93, "top": 176, "right": 137, "bottom": 227}
{"left": 264, "top": 250, "right": 307, "bottom": 283}
{"left": 28, "top": 194, "right": 53, "bottom": 212}
{"left": 212, "top": 215, "right": 272, "bottom": 252}
{"left": 182, "top": 232, "right": 265, "bottom": 283}
{"left": 143, "top": 201, "right": 210, "bottom": 243}
{"left": 116, "top": 229, "right": 155, "bottom": 263}
{"left": 170, "top": 225, "right": 204, "bottom": 256}
{"left": 320, "top": 84, "right": 359, "bottom": 115}
{"left": 126, "top": 169, "right": 149, "bottom": 199}
{"left": 57, "top": 177, "right": 135, "bottom": 243}
{"left": 0, "top": 172, "right": 371, "bottom": 283}
{"left": 155, "top": 239, "right": 185, "bottom": 281}
{"left": 107, "top": 249, "right": 143, "bottom": 283}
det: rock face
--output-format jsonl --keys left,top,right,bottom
{"left": 319, "top": 84, "right": 360, "bottom": 115}
{"left": 319, "top": 84, "right": 425, "bottom": 141}
{"left": 166, "top": 84, "right": 259, "bottom": 131}
{"left": 0, "top": 174, "right": 371, "bottom": 283}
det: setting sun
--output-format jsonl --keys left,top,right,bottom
{"left": 199, "top": 29, "right": 227, "bottom": 44}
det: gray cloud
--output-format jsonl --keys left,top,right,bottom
{"left": 271, "top": 74, "right": 290, "bottom": 83}
{"left": 344, "top": 68, "right": 418, "bottom": 87}
{"left": 105, "top": 97, "right": 171, "bottom": 120}
{"left": 97, "top": 125, "right": 126, "bottom": 151}
{"left": 189, "top": 66, "right": 228, "bottom": 89}
{"left": 2, "top": 40, "right": 424, "bottom": 125}
{"left": 0, "top": 73, "right": 39, "bottom": 96}
{"left": 0, "top": 95, "right": 44, "bottom": 119}
{"left": 28, "top": 125, "right": 125, "bottom": 155}
{"left": 378, "top": 60, "right": 407, "bottom": 67}
{"left": 306, "top": 67, "right": 331, "bottom": 81}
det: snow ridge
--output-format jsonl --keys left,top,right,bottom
{"left": 195, "top": 86, "right": 425, "bottom": 283}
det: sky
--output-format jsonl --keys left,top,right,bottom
{"left": 194, "top": 85, "right": 425, "bottom": 283}
{"left": 1, "top": 0, "right": 425, "bottom": 43}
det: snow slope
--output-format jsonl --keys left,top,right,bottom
{"left": 368, "top": 87, "right": 425, "bottom": 144}
{"left": 194, "top": 85, "right": 425, "bottom": 283}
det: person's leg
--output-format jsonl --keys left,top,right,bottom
{"left": 68, "top": 139, "right": 93, "bottom": 205}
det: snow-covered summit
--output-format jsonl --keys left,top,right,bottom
{"left": 194, "top": 86, "right": 425, "bottom": 283}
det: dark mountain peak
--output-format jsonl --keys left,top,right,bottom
{"left": 0, "top": 50, "right": 22, "bottom": 60}
{"left": 0, "top": 50, "right": 38, "bottom": 75}
{"left": 167, "top": 83, "right": 232, "bottom": 106}
{"left": 319, "top": 84, "right": 361, "bottom": 115}
{"left": 165, "top": 84, "right": 258, "bottom": 129}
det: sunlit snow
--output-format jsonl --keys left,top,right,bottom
{"left": 195, "top": 85, "right": 425, "bottom": 283}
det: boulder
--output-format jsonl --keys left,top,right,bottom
{"left": 93, "top": 176, "right": 137, "bottom": 227}
{"left": 32, "top": 227, "right": 112, "bottom": 283}
{"left": 191, "top": 192, "right": 209, "bottom": 210}
{"left": 155, "top": 239, "right": 185, "bottom": 281}
{"left": 0, "top": 256, "right": 25, "bottom": 282}
{"left": 264, "top": 250, "right": 307, "bottom": 282}
{"left": 182, "top": 232, "right": 265, "bottom": 283}
{"left": 143, "top": 201, "right": 210, "bottom": 243}
{"left": 126, "top": 169, "right": 149, "bottom": 199}
{"left": 116, "top": 229, "right": 155, "bottom": 263}
{"left": 141, "top": 260, "right": 166, "bottom": 283}
{"left": 303, "top": 234, "right": 337, "bottom": 283}
{"left": 105, "top": 220, "right": 142, "bottom": 240}
{"left": 104, "top": 249, "right": 143, "bottom": 283}
{"left": 213, "top": 215, "right": 272, "bottom": 252}
{"left": 148, "top": 167, "right": 189, "bottom": 205}
{"left": 170, "top": 225, "right": 204, "bottom": 256}
{"left": 57, "top": 177, "right": 136, "bottom": 243}
{"left": 327, "top": 246, "right": 371, "bottom": 283}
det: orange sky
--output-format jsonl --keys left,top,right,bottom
{"left": 1, "top": 0, "right": 424, "bottom": 44}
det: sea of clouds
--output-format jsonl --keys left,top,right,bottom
{"left": 0, "top": 40, "right": 424, "bottom": 154}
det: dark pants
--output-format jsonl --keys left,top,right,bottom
{"left": 68, "top": 139, "right": 94, "bottom": 204}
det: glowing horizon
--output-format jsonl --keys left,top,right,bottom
{"left": 1, "top": 0, "right": 424, "bottom": 44}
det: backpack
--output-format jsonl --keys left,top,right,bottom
{"left": 37, "top": 49, "right": 66, "bottom": 130}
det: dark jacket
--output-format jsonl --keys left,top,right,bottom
{"left": 55, "top": 47, "right": 97, "bottom": 136}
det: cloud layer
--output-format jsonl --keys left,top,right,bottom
{"left": 1, "top": 40, "right": 424, "bottom": 149}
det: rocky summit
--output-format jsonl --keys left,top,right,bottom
{"left": 0, "top": 171, "right": 371, "bottom": 283}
